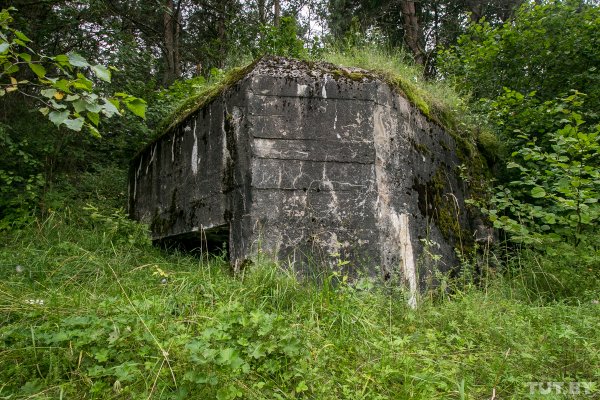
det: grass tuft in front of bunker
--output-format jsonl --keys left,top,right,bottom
{"left": 1, "top": 169, "right": 598, "bottom": 399}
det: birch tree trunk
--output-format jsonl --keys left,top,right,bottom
{"left": 257, "top": 0, "right": 266, "bottom": 25}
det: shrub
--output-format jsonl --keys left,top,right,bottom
{"left": 475, "top": 92, "right": 600, "bottom": 245}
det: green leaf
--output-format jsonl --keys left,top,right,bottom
{"left": 48, "top": 110, "right": 70, "bottom": 127}
{"left": 183, "top": 371, "right": 210, "bottom": 384}
{"left": 50, "top": 99, "right": 67, "bottom": 110}
{"left": 249, "top": 343, "right": 266, "bottom": 359}
{"left": 53, "top": 79, "right": 71, "bottom": 92}
{"left": 216, "top": 385, "right": 242, "bottom": 400}
{"left": 28, "top": 63, "right": 46, "bottom": 78}
{"left": 296, "top": 381, "right": 309, "bottom": 393}
{"left": 64, "top": 117, "right": 85, "bottom": 131}
{"left": 217, "top": 348, "right": 235, "bottom": 365}
{"left": 88, "top": 124, "right": 101, "bottom": 138}
{"left": 0, "top": 42, "right": 9, "bottom": 54}
{"left": 53, "top": 54, "right": 70, "bottom": 67}
{"left": 94, "top": 349, "right": 110, "bottom": 362}
{"left": 101, "top": 99, "right": 120, "bottom": 118}
{"left": 530, "top": 187, "right": 546, "bottom": 198}
{"left": 91, "top": 64, "right": 111, "bottom": 82}
{"left": 72, "top": 73, "right": 93, "bottom": 91}
{"left": 282, "top": 340, "right": 300, "bottom": 356}
{"left": 542, "top": 214, "right": 556, "bottom": 224}
{"left": 4, "top": 63, "right": 18, "bottom": 74}
{"left": 124, "top": 98, "right": 147, "bottom": 119}
{"left": 18, "top": 52, "right": 31, "bottom": 62}
{"left": 85, "top": 102, "right": 102, "bottom": 114}
{"left": 229, "top": 355, "right": 245, "bottom": 370}
{"left": 14, "top": 30, "right": 31, "bottom": 42}
{"left": 72, "top": 99, "right": 87, "bottom": 113}
{"left": 87, "top": 111, "right": 100, "bottom": 126}
{"left": 40, "top": 88, "right": 57, "bottom": 99}
{"left": 67, "top": 52, "right": 90, "bottom": 68}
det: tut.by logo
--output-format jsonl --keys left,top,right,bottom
{"left": 527, "top": 381, "right": 596, "bottom": 396}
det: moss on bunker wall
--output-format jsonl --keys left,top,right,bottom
{"left": 331, "top": 69, "right": 370, "bottom": 82}
{"left": 413, "top": 169, "right": 464, "bottom": 243}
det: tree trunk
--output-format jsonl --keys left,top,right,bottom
{"left": 427, "top": 0, "right": 439, "bottom": 77}
{"left": 163, "top": 0, "right": 180, "bottom": 86}
{"left": 274, "top": 0, "right": 281, "bottom": 27}
{"left": 498, "top": 0, "right": 524, "bottom": 22}
{"left": 466, "top": 0, "right": 483, "bottom": 23}
{"left": 174, "top": 4, "right": 181, "bottom": 77}
{"left": 257, "top": 0, "right": 266, "bottom": 25}
{"left": 400, "top": 0, "right": 425, "bottom": 66}
{"left": 218, "top": 1, "right": 227, "bottom": 68}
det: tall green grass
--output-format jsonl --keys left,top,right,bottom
{"left": 1, "top": 175, "right": 598, "bottom": 399}
{"left": 319, "top": 46, "right": 467, "bottom": 121}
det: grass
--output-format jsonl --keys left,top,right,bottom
{"left": 1, "top": 171, "right": 598, "bottom": 399}
{"left": 319, "top": 46, "right": 466, "bottom": 125}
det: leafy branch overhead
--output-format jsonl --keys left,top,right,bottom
{"left": 0, "top": 7, "right": 146, "bottom": 137}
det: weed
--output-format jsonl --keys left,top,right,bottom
{"left": 0, "top": 159, "right": 598, "bottom": 400}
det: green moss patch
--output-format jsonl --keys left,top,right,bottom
{"left": 132, "top": 60, "right": 259, "bottom": 162}
{"left": 413, "top": 169, "right": 463, "bottom": 242}
{"left": 158, "top": 64, "right": 255, "bottom": 134}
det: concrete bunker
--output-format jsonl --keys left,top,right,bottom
{"left": 129, "top": 56, "right": 481, "bottom": 292}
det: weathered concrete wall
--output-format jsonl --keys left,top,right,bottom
{"left": 244, "top": 60, "right": 381, "bottom": 276}
{"left": 130, "top": 56, "right": 474, "bottom": 294}
{"left": 128, "top": 80, "right": 252, "bottom": 261}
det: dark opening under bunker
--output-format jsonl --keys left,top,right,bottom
{"left": 155, "top": 224, "right": 230, "bottom": 258}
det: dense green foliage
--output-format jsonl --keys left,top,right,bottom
{"left": 0, "top": 7, "right": 146, "bottom": 135}
{"left": 440, "top": 0, "right": 600, "bottom": 246}
{"left": 0, "top": 124, "right": 44, "bottom": 229}
{"left": 329, "top": 0, "right": 524, "bottom": 72}
{"left": 478, "top": 92, "right": 600, "bottom": 245}
{"left": 1, "top": 177, "right": 598, "bottom": 398}
{"left": 255, "top": 17, "right": 308, "bottom": 59}
{"left": 440, "top": 1, "right": 600, "bottom": 112}
{"left": 0, "top": 6, "right": 146, "bottom": 228}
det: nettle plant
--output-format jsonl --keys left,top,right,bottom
{"left": 480, "top": 91, "right": 600, "bottom": 246}
{"left": 0, "top": 7, "right": 146, "bottom": 137}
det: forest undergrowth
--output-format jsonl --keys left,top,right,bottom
{"left": 0, "top": 168, "right": 598, "bottom": 399}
